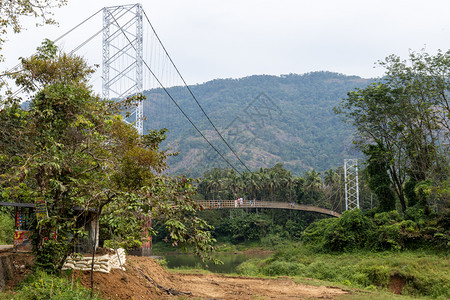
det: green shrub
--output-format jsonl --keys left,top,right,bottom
{"left": 0, "top": 211, "right": 14, "bottom": 244}
{"left": 302, "top": 210, "right": 376, "bottom": 252}
{"left": 262, "top": 260, "right": 306, "bottom": 277}
{"left": 236, "top": 259, "right": 260, "bottom": 276}
{"left": 303, "top": 209, "right": 449, "bottom": 252}
{"left": 260, "top": 234, "right": 285, "bottom": 248}
{"left": 304, "top": 261, "right": 339, "bottom": 281}
{"left": 300, "top": 218, "right": 336, "bottom": 251}
{"left": 235, "top": 243, "right": 449, "bottom": 298}
{"left": 360, "top": 264, "right": 390, "bottom": 287}
{"left": 373, "top": 210, "right": 401, "bottom": 226}
{"left": 18, "top": 270, "right": 102, "bottom": 300}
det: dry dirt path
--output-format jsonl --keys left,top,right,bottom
{"left": 173, "top": 273, "right": 349, "bottom": 299}
{"left": 3, "top": 251, "right": 350, "bottom": 299}
{"left": 74, "top": 256, "right": 350, "bottom": 300}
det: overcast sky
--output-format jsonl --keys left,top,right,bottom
{"left": 3, "top": 0, "right": 450, "bottom": 89}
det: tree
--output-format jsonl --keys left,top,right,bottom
{"left": 303, "top": 169, "right": 326, "bottom": 206}
{"left": 335, "top": 50, "right": 450, "bottom": 213}
{"left": 323, "top": 168, "right": 343, "bottom": 212}
{"left": 0, "top": 0, "right": 67, "bottom": 56}
{"left": 364, "top": 144, "right": 396, "bottom": 212}
{"left": 267, "top": 170, "right": 279, "bottom": 201}
{"left": 0, "top": 40, "right": 215, "bottom": 272}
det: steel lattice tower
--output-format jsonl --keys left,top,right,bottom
{"left": 102, "top": 4, "right": 144, "bottom": 135}
{"left": 344, "top": 159, "right": 359, "bottom": 210}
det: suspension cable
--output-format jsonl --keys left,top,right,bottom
{"left": 143, "top": 11, "right": 252, "bottom": 173}
{"left": 108, "top": 12, "right": 242, "bottom": 175}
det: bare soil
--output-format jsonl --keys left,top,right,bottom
{"left": 73, "top": 256, "right": 350, "bottom": 299}
{"left": 3, "top": 250, "right": 351, "bottom": 299}
{"left": 389, "top": 275, "right": 406, "bottom": 295}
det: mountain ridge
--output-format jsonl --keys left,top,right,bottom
{"left": 143, "top": 71, "right": 372, "bottom": 176}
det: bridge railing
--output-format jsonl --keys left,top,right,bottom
{"left": 196, "top": 199, "right": 341, "bottom": 217}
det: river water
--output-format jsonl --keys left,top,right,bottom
{"left": 154, "top": 252, "right": 271, "bottom": 273}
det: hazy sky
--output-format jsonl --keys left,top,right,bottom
{"left": 3, "top": 0, "right": 450, "bottom": 88}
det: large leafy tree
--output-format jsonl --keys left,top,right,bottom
{"left": 364, "top": 144, "right": 396, "bottom": 212}
{"left": 335, "top": 50, "right": 449, "bottom": 213}
{"left": 0, "top": 41, "right": 215, "bottom": 272}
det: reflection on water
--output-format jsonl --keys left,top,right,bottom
{"left": 154, "top": 252, "right": 270, "bottom": 274}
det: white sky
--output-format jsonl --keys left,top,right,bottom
{"left": 2, "top": 0, "right": 450, "bottom": 90}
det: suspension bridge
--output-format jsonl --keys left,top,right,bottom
{"left": 197, "top": 200, "right": 341, "bottom": 217}
{"left": 5, "top": 3, "right": 360, "bottom": 216}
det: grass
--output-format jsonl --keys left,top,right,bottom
{"left": 236, "top": 243, "right": 449, "bottom": 299}
{"left": 336, "top": 290, "right": 431, "bottom": 300}
{"left": 154, "top": 238, "right": 448, "bottom": 298}
{"left": 0, "top": 269, "right": 102, "bottom": 300}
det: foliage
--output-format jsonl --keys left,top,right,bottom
{"left": 218, "top": 213, "right": 271, "bottom": 243}
{"left": 364, "top": 144, "right": 396, "bottom": 212}
{"left": 302, "top": 210, "right": 375, "bottom": 252}
{"left": 237, "top": 245, "right": 450, "bottom": 298}
{"left": 0, "top": 207, "right": 14, "bottom": 244}
{"left": 198, "top": 164, "right": 348, "bottom": 211}
{"left": 302, "top": 209, "right": 449, "bottom": 252}
{"left": 15, "top": 269, "right": 101, "bottom": 300}
{"left": 335, "top": 50, "right": 449, "bottom": 213}
{"left": 0, "top": 40, "right": 216, "bottom": 272}
{"left": 0, "top": 1, "right": 67, "bottom": 57}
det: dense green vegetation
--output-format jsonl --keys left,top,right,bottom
{"left": 189, "top": 50, "right": 450, "bottom": 253}
{"left": 195, "top": 163, "right": 378, "bottom": 212}
{"left": 0, "top": 207, "right": 14, "bottom": 244}
{"left": 335, "top": 51, "right": 449, "bottom": 214}
{"left": 302, "top": 209, "right": 449, "bottom": 252}
{"left": 143, "top": 72, "right": 371, "bottom": 176}
{"left": 237, "top": 245, "right": 449, "bottom": 298}
{"left": 1, "top": 3, "right": 448, "bottom": 298}
{"left": 2, "top": 270, "right": 102, "bottom": 300}
{"left": 0, "top": 40, "right": 216, "bottom": 275}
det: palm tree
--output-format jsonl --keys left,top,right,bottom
{"left": 226, "top": 170, "right": 242, "bottom": 200}
{"left": 324, "top": 169, "right": 338, "bottom": 187}
{"left": 286, "top": 173, "right": 295, "bottom": 203}
{"left": 249, "top": 172, "right": 261, "bottom": 200}
{"left": 210, "top": 169, "right": 223, "bottom": 200}
{"left": 323, "top": 168, "right": 339, "bottom": 209}
{"left": 258, "top": 168, "right": 270, "bottom": 201}
{"left": 241, "top": 171, "right": 252, "bottom": 199}
{"left": 304, "top": 169, "right": 323, "bottom": 205}
{"left": 268, "top": 170, "right": 279, "bottom": 202}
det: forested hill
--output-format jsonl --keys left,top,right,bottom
{"left": 142, "top": 71, "right": 373, "bottom": 177}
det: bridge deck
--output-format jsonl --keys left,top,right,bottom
{"left": 197, "top": 200, "right": 341, "bottom": 217}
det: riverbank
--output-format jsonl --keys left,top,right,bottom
{"left": 1, "top": 250, "right": 351, "bottom": 299}
{"left": 235, "top": 244, "right": 449, "bottom": 299}
{"left": 2, "top": 247, "right": 447, "bottom": 299}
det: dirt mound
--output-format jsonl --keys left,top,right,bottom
{"left": 73, "top": 256, "right": 350, "bottom": 299}
{"left": 73, "top": 256, "right": 178, "bottom": 299}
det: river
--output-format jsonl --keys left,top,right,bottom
{"left": 153, "top": 252, "right": 271, "bottom": 273}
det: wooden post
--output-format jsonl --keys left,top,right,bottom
{"left": 141, "top": 216, "right": 152, "bottom": 256}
